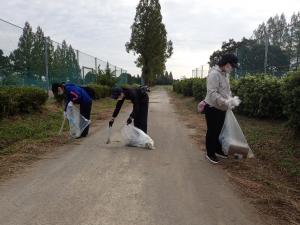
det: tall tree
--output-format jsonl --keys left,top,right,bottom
{"left": 66, "top": 45, "right": 80, "bottom": 82}
{"left": 253, "top": 22, "right": 267, "bottom": 44}
{"left": 169, "top": 71, "right": 173, "bottom": 82}
{"left": 10, "top": 22, "right": 35, "bottom": 83}
{"left": 31, "top": 26, "right": 45, "bottom": 80}
{"left": 51, "top": 44, "right": 62, "bottom": 82}
{"left": 237, "top": 38, "right": 289, "bottom": 76}
{"left": 60, "top": 40, "right": 68, "bottom": 79}
{"left": 208, "top": 39, "right": 239, "bottom": 67}
{"left": 46, "top": 37, "right": 55, "bottom": 82}
{"left": 126, "top": 0, "right": 173, "bottom": 85}
{"left": 96, "top": 62, "right": 116, "bottom": 87}
{"left": 0, "top": 49, "right": 12, "bottom": 84}
{"left": 290, "top": 12, "right": 300, "bottom": 69}
{"left": 50, "top": 40, "right": 80, "bottom": 83}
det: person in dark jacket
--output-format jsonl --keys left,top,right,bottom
{"left": 109, "top": 86, "right": 149, "bottom": 133}
{"left": 52, "top": 83, "right": 93, "bottom": 137}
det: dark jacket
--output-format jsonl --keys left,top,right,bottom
{"left": 112, "top": 87, "right": 147, "bottom": 119}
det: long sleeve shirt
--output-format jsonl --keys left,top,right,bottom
{"left": 204, "top": 66, "right": 232, "bottom": 111}
{"left": 64, "top": 84, "right": 92, "bottom": 111}
{"left": 112, "top": 88, "right": 140, "bottom": 119}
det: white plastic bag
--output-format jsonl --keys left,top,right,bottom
{"left": 121, "top": 124, "right": 155, "bottom": 149}
{"left": 66, "top": 102, "right": 91, "bottom": 138}
{"left": 219, "top": 110, "right": 254, "bottom": 158}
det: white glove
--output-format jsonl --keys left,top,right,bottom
{"left": 225, "top": 99, "right": 234, "bottom": 109}
{"left": 225, "top": 96, "right": 241, "bottom": 110}
{"left": 232, "top": 96, "right": 241, "bottom": 107}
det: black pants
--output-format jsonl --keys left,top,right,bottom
{"left": 204, "top": 104, "right": 226, "bottom": 157}
{"left": 80, "top": 102, "right": 92, "bottom": 137}
{"left": 134, "top": 94, "right": 149, "bottom": 133}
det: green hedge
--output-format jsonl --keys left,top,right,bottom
{"left": 281, "top": 71, "right": 300, "bottom": 131}
{"left": 121, "top": 83, "right": 141, "bottom": 89}
{"left": 181, "top": 79, "right": 194, "bottom": 96}
{"left": 173, "top": 81, "right": 182, "bottom": 94}
{"left": 0, "top": 87, "right": 48, "bottom": 118}
{"left": 172, "top": 78, "right": 195, "bottom": 96}
{"left": 232, "top": 75, "right": 284, "bottom": 119}
{"left": 192, "top": 78, "right": 207, "bottom": 101}
{"left": 173, "top": 72, "right": 300, "bottom": 131}
{"left": 86, "top": 84, "right": 111, "bottom": 99}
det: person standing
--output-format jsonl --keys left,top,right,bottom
{"left": 204, "top": 54, "right": 239, "bottom": 164}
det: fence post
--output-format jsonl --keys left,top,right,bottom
{"left": 264, "top": 29, "right": 269, "bottom": 73}
{"left": 95, "top": 57, "right": 97, "bottom": 73}
{"left": 235, "top": 47, "right": 239, "bottom": 79}
{"left": 44, "top": 37, "right": 49, "bottom": 92}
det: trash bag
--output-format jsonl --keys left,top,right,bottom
{"left": 121, "top": 124, "right": 155, "bottom": 149}
{"left": 219, "top": 110, "right": 254, "bottom": 158}
{"left": 66, "top": 102, "right": 91, "bottom": 138}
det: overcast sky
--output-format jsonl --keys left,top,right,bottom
{"left": 1, "top": 0, "right": 300, "bottom": 78}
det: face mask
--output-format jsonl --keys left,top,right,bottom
{"left": 224, "top": 64, "right": 233, "bottom": 73}
{"left": 58, "top": 87, "right": 64, "bottom": 95}
{"left": 117, "top": 93, "right": 124, "bottom": 100}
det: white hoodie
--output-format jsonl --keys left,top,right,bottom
{"left": 204, "top": 65, "right": 232, "bottom": 111}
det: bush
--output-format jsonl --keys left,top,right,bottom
{"left": 0, "top": 87, "right": 48, "bottom": 118}
{"left": 174, "top": 73, "right": 300, "bottom": 133}
{"left": 0, "top": 90, "right": 10, "bottom": 118}
{"left": 122, "top": 83, "right": 140, "bottom": 89}
{"left": 86, "top": 84, "right": 111, "bottom": 99}
{"left": 181, "top": 79, "right": 194, "bottom": 96}
{"left": 233, "top": 75, "right": 283, "bottom": 119}
{"left": 96, "top": 74, "right": 117, "bottom": 87}
{"left": 281, "top": 71, "right": 300, "bottom": 131}
{"left": 192, "top": 78, "right": 207, "bottom": 101}
{"left": 173, "top": 81, "right": 181, "bottom": 93}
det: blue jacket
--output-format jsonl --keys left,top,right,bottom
{"left": 64, "top": 84, "right": 92, "bottom": 110}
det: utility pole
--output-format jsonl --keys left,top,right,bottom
{"left": 76, "top": 50, "right": 83, "bottom": 83}
{"left": 235, "top": 48, "right": 238, "bottom": 79}
{"left": 264, "top": 28, "right": 269, "bottom": 73}
{"left": 44, "top": 37, "right": 49, "bottom": 92}
{"left": 95, "top": 57, "right": 98, "bottom": 73}
{"left": 201, "top": 65, "right": 204, "bottom": 78}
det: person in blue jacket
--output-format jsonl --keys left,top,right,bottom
{"left": 52, "top": 83, "right": 93, "bottom": 137}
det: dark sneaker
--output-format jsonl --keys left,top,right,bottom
{"left": 216, "top": 151, "right": 228, "bottom": 159}
{"left": 206, "top": 155, "right": 219, "bottom": 164}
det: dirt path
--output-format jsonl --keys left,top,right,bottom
{"left": 0, "top": 87, "right": 264, "bottom": 225}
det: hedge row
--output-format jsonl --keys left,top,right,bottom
{"left": 86, "top": 84, "right": 111, "bottom": 99}
{"left": 281, "top": 71, "right": 300, "bottom": 131}
{"left": 173, "top": 71, "right": 300, "bottom": 131}
{"left": 231, "top": 76, "right": 283, "bottom": 119}
{"left": 0, "top": 87, "right": 48, "bottom": 118}
{"left": 87, "top": 84, "right": 141, "bottom": 100}
{"left": 173, "top": 78, "right": 195, "bottom": 96}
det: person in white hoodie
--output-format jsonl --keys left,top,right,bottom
{"left": 204, "top": 53, "right": 239, "bottom": 164}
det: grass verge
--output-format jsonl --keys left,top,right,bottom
{"left": 0, "top": 98, "right": 117, "bottom": 181}
{"left": 168, "top": 89, "right": 300, "bottom": 225}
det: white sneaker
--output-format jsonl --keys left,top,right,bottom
{"left": 206, "top": 155, "right": 219, "bottom": 164}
